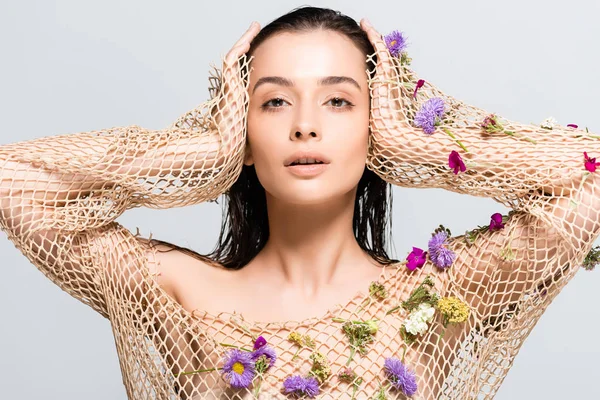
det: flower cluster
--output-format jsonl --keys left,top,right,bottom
{"left": 428, "top": 227, "right": 457, "bottom": 269}
{"left": 308, "top": 351, "right": 332, "bottom": 385}
{"left": 383, "top": 357, "right": 418, "bottom": 397}
{"left": 383, "top": 30, "right": 411, "bottom": 65}
{"left": 282, "top": 375, "right": 320, "bottom": 398}
{"left": 581, "top": 245, "right": 600, "bottom": 271}
{"left": 480, "top": 114, "right": 537, "bottom": 144}
{"left": 336, "top": 318, "right": 379, "bottom": 364}
{"left": 414, "top": 97, "right": 445, "bottom": 134}
{"left": 288, "top": 331, "right": 316, "bottom": 360}
{"left": 221, "top": 336, "right": 278, "bottom": 391}
{"left": 369, "top": 281, "right": 389, "bottom": 300}
{"left": 436, "top": 296, "right": 470, "bottom": 325}
{"left": 404, "top": 303, "right": 436, "bottom": 336}
{"left": 540, "top": 116, "right": 557, "bottom": 130}
{"left": 405, "top": 225, "right": 457, "bottom": 271}
{"left": 584, "top": 152, "right": 600, "bottom": 172}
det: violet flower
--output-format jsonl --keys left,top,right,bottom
{"left": 584, "top": 152, "right": 600, "bottom": 172}
{"left": 253, "top": 336, "right": 267, "bottom": 350}
{"left": 384, "top": 30, "right": 408, "bottom": 58}
{"left": 414, "top": 97, "right": 445, "bottom": 134}
{"left": 251, "top": 345, "right": 277, "bottom": 369}
{"left": 221, "top": 348, "right": 256, "bottom": 389}
{"left": 448, "top": 150, "right": 466, "bottom": 174}
{"left": 428, "top": 231, "right": 456, "bottom": 269}
{"left": 383, "top": 357, "right": 418, "bottom": 396}
{"left": 282, "top": 375, "right": 320, "bottom": 398}
{"left": 406, "top": 247, "right": 427, "bottom": 271}
{"left": 489, "top": 213, "right": 505, "bottom": 231}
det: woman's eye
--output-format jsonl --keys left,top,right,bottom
{"left": 327, "top": 97, "right": 354, "bottom": 110}
{"left": 260, "top": 96, "right": 355, "bottom": 112}
{"left": 260, "top": 97, "right": 288, "bottom": 112}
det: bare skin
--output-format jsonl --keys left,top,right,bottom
{"left": 147, "top": 19, "right": 459, "bottom": 399}
{"left": 159, "top": 20, "right": 386, "bottom": 323}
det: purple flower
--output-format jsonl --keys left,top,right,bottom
{"left": 584, "top": 152, "right": 600, "bottom": 173}
{"left": 221, "top": 348, "right": 256, "bottom": 389}
{"left": 251, "top": 345, "right": 277, "bottom": 369}
{"left": 383, "top": 357, "right": 418, "bottom": 396}
{"left": 413, "top": 79, "right": 425, "bottom": 99}
{"left": 254, "top": 336, "right": 267, "bottom": 350}
{"left": 489, "top": 213, "right": 505, "bottom": 231}
{"left": 406, "top": 247, "right": 427, "bottom": 271}
{"left": 448, "top": 150, "right": 466, "bottom": 174}
{"left": 567, "top": 124, "right": 578, "bottom": 129}
{"left": 428, "top": 231, "right": 456, "bottom": 269}
{"left": 384, "top": 30, "right": 408, "bottom": 58}
{"left": 414, "top": 97, "right": 445, "bottom": 134}
{"left": 282, "top": 375, "right": 320, "bottom": 398}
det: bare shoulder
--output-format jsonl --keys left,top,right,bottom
{"left": 138, "top": 238, "right": 230, "bottom": 301}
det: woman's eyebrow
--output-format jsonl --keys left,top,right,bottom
{"left": 251, "top": 76, "right": 361, "bottom": 94}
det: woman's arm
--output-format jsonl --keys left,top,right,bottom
{"left": 0, "top": 44, "right": 255, "bottom": 316}
{"left": 360, "top": 19, "right": 600, "bottom": 320}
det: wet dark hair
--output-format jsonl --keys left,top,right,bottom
{"left": 153, "top": 6, "right": 398, "bottom": 269}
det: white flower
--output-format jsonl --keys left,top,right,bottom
{"left": 540, "top": 116, "right": 557, "bottom": 130}
{"left": 405, "top": 318, "right": 428, "bottom": 335}
{"left": 403, "top": 303, "right": 436, "bottom": 336}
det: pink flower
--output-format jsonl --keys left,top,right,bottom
{"left": 567, "top": 124, "right": 578, "bottom": 129}
{"left": 413, "top": 79, "right": 425, "bottom": 99}
{"left": 584, "top": 152, "right": 600, "bottom": 172}
{"left": 489, "top": 213, "right": 505, "bottom": 231}
{"left": 406, "top": 247, "right": 427, "bottom": 271}
{"left": 448, "top": 151, "right": 466, "bottom": 174}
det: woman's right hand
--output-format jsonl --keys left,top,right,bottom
{"left": 215, "top": 21, "right": 261, "bottom": 156}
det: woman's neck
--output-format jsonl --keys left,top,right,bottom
{"left": 248, "top": 189, "right": 380, "bottom": 297}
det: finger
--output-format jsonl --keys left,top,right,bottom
{"left": 225, "top": 22, "right": 261, "bottom": 65}
{"left": 360, "top": 21, "right": 398, "bottom": 83}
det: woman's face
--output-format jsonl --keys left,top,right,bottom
{"left": 246, "top": 29, "right": 370, "bottom": 205}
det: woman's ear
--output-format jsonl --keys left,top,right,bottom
{"left": 243, "top": 141, "right": 254, "bottom": 166}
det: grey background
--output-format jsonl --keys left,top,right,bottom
{"left": 0, "top": 0, "right": 598, "bottom": 398}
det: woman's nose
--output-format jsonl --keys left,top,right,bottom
{"left": 291, "top": 131, "right": 320, "bottom": 140}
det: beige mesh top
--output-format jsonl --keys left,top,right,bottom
{"left": 0, "top": 51, "right": 599, "bottom": 400}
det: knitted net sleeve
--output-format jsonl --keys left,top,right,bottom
{"left": 0, "top": 55, "right": 252, "bottom": 318}
{"left": 365, "top": 51, "right": 600, "bottom": 397}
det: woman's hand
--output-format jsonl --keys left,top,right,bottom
{"left": 216, "top": 21, "right": 261, "bottom": 155}
{"left": 359, "top": 18, "right": 412, "bottom": 147}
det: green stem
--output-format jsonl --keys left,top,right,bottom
{"left": 253, "top": 376, "right": 263, "bottom": 398}
{"left": 346, "top": 346, "right": 357, "bottom": 366}
{"left": 292, "top": 347, "right": 301, "bottom": 360}
{"left": 441, "top": 127, "right": 469, "bottom": 152}
{"left": 401, "top": 346, "right": 408, "bottom": 363}
{"left": 351, "top": 377, "right": 363, "bottom": 400}
{"left": 176, "top": 367, "right": 222, "bottom": 377}
{"left": 219, "top": 343, "right": 252, "bottom": 352}
{"left": 385, "top": 305, "right": 401, "bottom": 315}
{"left": 504, "top": 130, "right": 538, "bottom": 144}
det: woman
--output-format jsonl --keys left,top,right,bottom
{"left": 0, "top": 5, "right": 598, "bottom": 399}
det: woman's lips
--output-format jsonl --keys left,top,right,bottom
{"left": 285, "top": 163, "right": 329, "bottom": 177}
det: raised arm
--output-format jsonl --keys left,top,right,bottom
{"left": 0, "top": 23, "right": 259, "bottom": 316}
{"left": 359, "top": 19, "right": 600, "bottom": 320}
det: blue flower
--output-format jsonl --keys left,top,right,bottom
{"left": 414, "top": 97, "right": 445, "bottom": 134}
{"left": 383, "top": 357, "right": 418, "bottom": 396}
{"left": 282, "top": 375, "right": 320, "bottom": 398}
{"left": 221, "top": 348, "right": 255, "bottom": 389}
{"left": 428, "top": 231, "right": 456, "bottom": 269}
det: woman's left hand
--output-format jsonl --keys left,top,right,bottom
{"left": 359, "top": 18, "right": 413, "bottom": 146}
